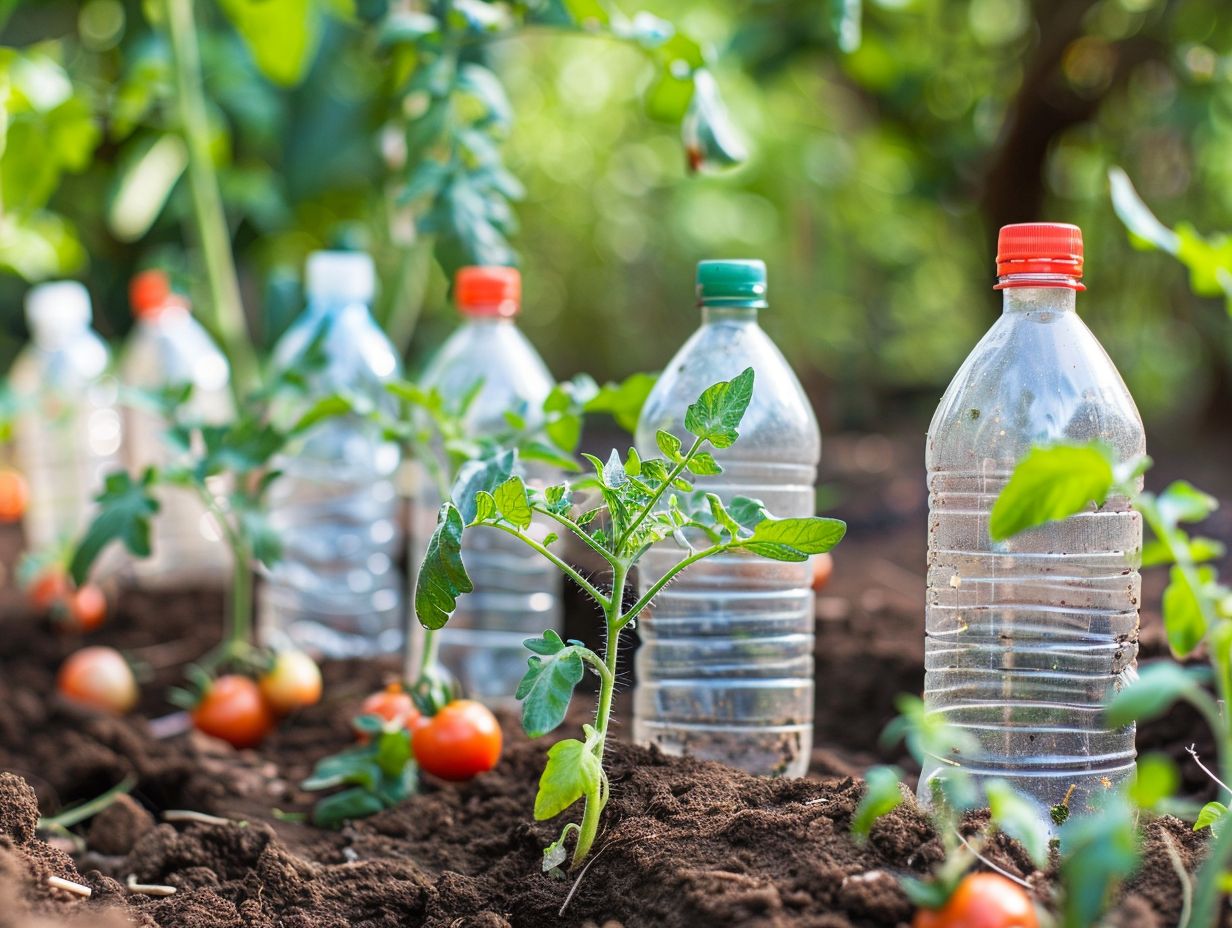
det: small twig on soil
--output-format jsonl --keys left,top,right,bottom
{"left": 1160, "top": 832, "right": 1192, "bottom": 928}
{"left": 954, "top": 830, "right": 1033, "bottom": 890}
{"left": 126, "top": 874, "right": 177, "bottom": 897}
{"left": 148, "top": 711, "right": 193, "bottom": 740}
{"left": 559, "top": 843, "right": 610, "bottom": 917}
{"left": 1186, "top": 745, "right": 1232, "bottom": 797}
{"left": 47, "top": 876, "right": 92, "bottom": 898}
{"left": 162, "top": 810, "right": 236, "bottom": 827}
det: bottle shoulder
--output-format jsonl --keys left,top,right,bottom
{"left": 928, "top": 312, "right": 1145, "bottom": 468}
{"left": 273, "top": 304, "right": 401, "bottom": 392}
{"left": 636, "top": 321, "right": 820, "bottom": 464}
{"left": 12, "top": 331, "right": 110, "bottom": 391}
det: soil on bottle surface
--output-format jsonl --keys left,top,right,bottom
{"left": 0, "top": 431, "right": 1227, "bottom": 928}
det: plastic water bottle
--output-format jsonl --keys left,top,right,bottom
{"left": 259, "top": 251, "right": 403, "bottom": 658}
{"left": 10, "top": 281, "right": 123, "bottom": 555}
{"left": 920, "top": 223, "right": 1144, "bottom": 820}
{"left": 412, "top": 266, "right": 562, "bottom": 702}
{"left": 121, "top": 270, "right": 233, "bottom": 587}
{"left": 633, "top": 259, "right": 821, "bottom": 777}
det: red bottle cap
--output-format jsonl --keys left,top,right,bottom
{"left": 994, "top": 222, "right": 1085, "bottom": 290}
{"left": 130, "top": 270, "right": 172, "bottom": 319}
{"left": 456, "top": 266, "right": 520, "bottom": 318}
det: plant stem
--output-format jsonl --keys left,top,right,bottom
{"left": 486, "top": 522, "right": 609, "bottom": 607}
{"left": 615, "top": 436, "right": 704, "bottom": 551}
{"left": 619, "top": 542, "right": 723, "bottom": 631}
{"left": 164, "top": 0, "right": 258, "bottom": 399}
{"left": 38, "top": 775, "right": 137, "bottom": 831}
{"left": 229, "top": 549, "right": 253, "bottom": 650}
{"left": 381, "top": 238, "right": 435, "bottom": 355}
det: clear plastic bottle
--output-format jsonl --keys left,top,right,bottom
{"left": 259, "top": 251, "right": 404, "bottom": 658}
{"left": 411, "top": 266, "right": 562, "bottom": 702}
{"left": 921, "top": 223, "right": 1143, "bottom": 821}
{"left": 121, "top": 270, "right": 233, "bottom": 587}
{"left": 633, "top": 259, "right": 821, "bottom": 777}
{"left": 10, "top": 281, "right": 123, "bottom": 555}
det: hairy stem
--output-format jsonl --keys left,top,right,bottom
{"left": 486, "top": 521, "right": 609, "bottom": 607}
{"left": 164, "top": 0, "right": 258, "bottom": 398}
{"left": 618, "top": 543, "right": 724, "bottom": 631}
{"left": 534, "top": 504, "right": 615, "bottom": 565}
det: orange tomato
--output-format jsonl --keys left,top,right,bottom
{"left": 0, "top": 469, "right": 28, "bottom": 522}
{"left": 28, "top": 568, "right": 69, "bottom": 612}
{"left": 913, "top": 873, "right": 1038, "bottom": 928}
{"left": 67, "top": 584, "right": 107, "bottom": 632}
{"left": 57, "top": 646, "right": 137, "bottom": 714}
{"left": 192, "top": 675, "right": 275, "bottom": 749}
{"left": 358, "top": 684, "right": 423, "bottom": 729}
{"left": 413, "top": 700, "right": 502, "bottom": 781}
{"left": 812, "top": 552, "right": 834, "bottom": 592}
{"left": 259, "top": 650, "right": 322, "bottom": 715}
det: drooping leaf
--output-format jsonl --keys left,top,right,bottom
{"left": 517, "top": 632, "right": 585, "bottom": 737}
{"left": 70, "top": 469, "right": 161, "bottom": 585}
{"left": 684, "top": 367, "right": 755, "bottom": 449}
{"left": 534, "top": 735, "right": 601, "bottom": 820}
{"left": 414, "top": 503, "right": 474, "bottom": 630}
{"left": 851, "top": 765, "right": 902, "bottom": 840}
{"left": 989, "top": 443, "right": 1116, "bottom": 541}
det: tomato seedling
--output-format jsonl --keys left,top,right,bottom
{"left": 416, "top": 368, "right": 846, "bottom": 868}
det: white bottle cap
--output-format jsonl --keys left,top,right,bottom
{"left": 25, "top": 280, "right": 92, "bottom": 344}
{"left": 306, "top": 251, "right": 376, "bottom": 305}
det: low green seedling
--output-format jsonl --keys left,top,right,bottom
{"left": 415, "top": 367, "right": 846, "bottom": 868}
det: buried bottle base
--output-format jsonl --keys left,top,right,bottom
{"left": 633, "top": 719, "right": 812, "bottom": 778}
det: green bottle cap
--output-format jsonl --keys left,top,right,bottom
{"left": 695, "top": 259, "right": 767, "bottom": 308}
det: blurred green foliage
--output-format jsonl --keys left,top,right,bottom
{"left": 3, "top": 0, "right": 1232, "bottom": 432}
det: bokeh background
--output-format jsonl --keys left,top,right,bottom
{"left": 2, "top": 0, "right": 1232, "bottom": 438}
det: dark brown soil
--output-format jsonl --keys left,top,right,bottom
{"left": 0, "top": 431, "right": 1222, "bottom": 927}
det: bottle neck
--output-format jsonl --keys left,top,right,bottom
{"left": 701, "top": 304, "right": 760, "bottom": 324}
{"left": 460, "top": 311, "right": 516, "bottom": 325}
{"left": 1000, "top": 285, "right": 1077, "bottom": 315}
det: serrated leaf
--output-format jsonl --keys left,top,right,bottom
{"left": 517, "top": 638, "right": 584, "bottom": 738}
{"left": 451, "top": 449, "right": 515, "bottom": 523}
{"left": 414, "top": 503, "right": 473, "bottom": 630}
{"left": 534, "top": 737, "right": 601, "bottom": 820}
{"left": 686, "top": 451, "right": 722, "bottom": 476}
{"left": 473, "top": 490, "right": 497, "bottom": 523}
{"left": 684, "top": 367, "right": 754, "bottom": 449}
{"left": 706, "top": 493, "right": 741, "bottom": 537}
{"left": 70, "top": 469, "right": 161, "bottom": 585}
{"left": 728, "top": 496, "right": 770, "bottom": 529}
{"left": 989, "top": 443, "right": 1115, "bottom": 541}
{"left": 494, "top": 476, "right": 532, "bottom": 529}
{"left": 656, "top": 429, "right": 683, "bottom": 462}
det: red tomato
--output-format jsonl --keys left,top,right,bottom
{"left": 192, "top": 675, "right": 275, "bottom": 749}
{"left": 0, "top": 469, "right": 28, "bottom": 522}
{"left": 57, "top": 646, "right": 137, "bottom": 714}
{"left": 812, "top": 552, "right": 834, "bottom": 592}
{"left": 913, "top": 873, "right": 1038, "bottom": 928}
{"left": 413, "top": 699, "right": 502, "bottom": 781}
{"left": 28, "top": 568, "right": 69, "bottom": 612}
{"left": 259, "top": 650, "right": 322, "bottom": 715}
{"left": 356, "top": 684, "right": 424, "bottom": 734}
{"left": 67, "top": 584, "right": 107, "bottom": 632}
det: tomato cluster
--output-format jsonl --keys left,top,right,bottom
{"left": 194, "top": 652, "right": 322, "bottom": 749}
{"left": 26, "top": 567, "right": 109, "bottom": 633}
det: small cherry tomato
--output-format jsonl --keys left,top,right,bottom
{"left": 812, "top": 552, "right": 834, "bottom": 592}
{"left": 413, "top": 699, "right": 502, "bottom": 781}
{"left": 67, "top": 584, "right": 107, "bottom": 632}
{"left": 259, "top": 650, "right": 322, "bottom": 715}
{"left": 57, "top": 646, "right": 137, "bottom": 714}
{"left": 0, "top": 469, "right": 28, "bottom": 522}
{"left": 192, "top": 675, "right": 275, "bottom": 749}
{"left": 28, "top": 568, "right": 69, "bottom": 612}
{"left": 356, "top": 683, "right": 424, "bottom": 735}
{"left": 913, "top": 873, "right": 1038, "bottom": 928}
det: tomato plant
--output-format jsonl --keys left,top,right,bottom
{"left": 413, "top": 700, "right": 502, "bottom": 782}
{"left": 191, "top": 675, "right": 275, "bottom": 750}
{"left": 57, "top": 647, "right": 138, "bottom": 714}
{"left": 259, "top": 650, "right": 322, "bottom": 716}
{"left": 913, "top": 873, "right": 1038, "bottom": 928}
{"left": 415, "top": 368, "right": 845, "bottom": 868}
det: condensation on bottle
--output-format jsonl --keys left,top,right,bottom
{"left": 11, "top": 281, "right": 123, "bottom": 557}
{"left": 410, "top": 266, "right": 561, "bottom": 703}
{"left": 921, "top": 223, "right": 1144, "bottom": 823}
{"left": 259, "top": 251, "right": 403, "bottom": 658}
{"left": 633, "top": 259, "right": 821, "bottom": 777}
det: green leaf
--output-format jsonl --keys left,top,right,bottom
{"left": 451, "top": 450, "right": 515, "bottom": 523}
{"left": 414, "top": 503, "right": 474, "bottom": 630}
{"left": 473, "top": 490, "right": 497, "bottom": 523}
{"left": 684, "top": 367, "right": 754, "bottom": 449}
{"left": 705, "top": 493, "right": 741, "bottom": 537}
{"left": 493, "top": 476, "right": 532, "bottom": 529}
{"left": 986, "top": 779, "right": 1049, "bottom": 868}
{"left": 70, "top": 469, "right": 161, "bottom": 585}
{"left": 238, "top": 506, "right": 282, "bottom": 567}
{"left": 457, "top": 63, "right": 512, "bottom": 128}
{"left": 374, "top": 729, "right": 412, "bottom": 779}
{"left": 1058, "top": 798, "right": 1139, "bottom": 928}
{"left": 1141, "top": 535, "right": 1225, "bottom": 567}
{"left": 1106, "top": 661, "right": 1207, "bottom": 727}
{"left": 1108, "top": 167, "right": 1180, "bottom": 255}
{"left": 378, "top": 11, "right": 440, "bottom": 46}
{"left": 681, "top": 69, "right": 746, "bottom": 173}
{"left": 534, "top": 736, "right": 601, "bottom": 820}
{"left": 516, "top": 632, "right": 585, "bottom": 738}
{"left": 1156, "top": 481, "right": 1219, "bottom": 525}
{"left": 1128, "top": 754, "right": 1179, "bottom": 811}
{"left": 1196, "top": 801, "right": 1228, "bottom": 834}
{"left": 312, "top": 787, "right": 387, "bottom": 828}
{"left": 290, "top": 394, "right": 356, "bottom": 436}
{"left": 656, "top": 429, "right": 683, "bottom": 462}
{"left": 686, "top": 451, "right": 722, "bottom": 476}
{"left": 1162, "top": 566, "right": 1209, "bottom": 658}
{"left": 585, "top": 372, "right": 657, "bottom": 433}
{"left": 735, "top": 516, "right": 847, "bottom": 561}
{"left": 218, "top": 0, "right": 320, "bottom": 87}
{"left": 728, "top": 497, "right": 770, "bottom": 530}
{"left": 107, "top": 133, "right": 188, "bottom": 242}
{"left": 851, "top": 765, "right": 902, "bottom": 840}
{"left": 989, "top": 443, "right": 1116, "bottom": 541}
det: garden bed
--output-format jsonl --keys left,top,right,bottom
{"left": 0, "top": 431, "right": 1223, "bottom": 928}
